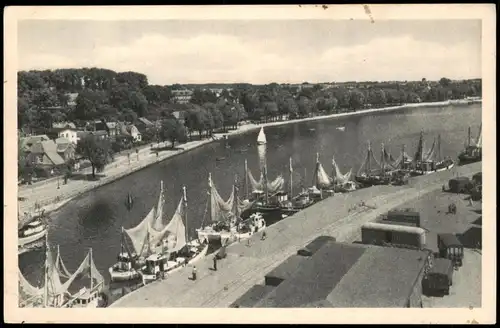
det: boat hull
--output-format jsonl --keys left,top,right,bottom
{"left": 188, "top": 244, "right": 209, "bottom": 265}
{"left": 196, "top": 219, "right": 267, "bottom": 246}
{"left": 108, "top": 267, "right": 141, "bottom": 282}
{"left": 18, "top": 229, "right": 47, "bottom": 247}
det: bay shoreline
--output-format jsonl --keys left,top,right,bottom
{"left": 19, "top": 98, "right": 482, "bottom": 218}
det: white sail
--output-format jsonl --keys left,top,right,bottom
{"left": 314, "top": 161, "right": 333, "bottom": 189}
{"left": 247, "top": 169, "right": 284, "bottom": 194}
{"left": 475, "top": 125, "right": 482, "bottom": 147}
{"left": 124, "top": 207, "right": 156, "bottom": 258}
{"left": 332, "top": 156, "right": 352, "bottom": 185}
{"left": 257, "top": 127, "right": 267, "bottom": 145}
{"left": 162, "top": 198, "right": 187, "bottom": 253}
{"left": 152, "top": 182, "right": 166, "bottom": 231}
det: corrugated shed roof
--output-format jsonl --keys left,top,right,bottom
{"left": 230, "top": 285, "right": 276, "bottom": 308}
{"left": 326, "top": 246, "right": 428, "bottom": 307}
{"left": 254, "top": 243, "right": 366, "bottom": 308}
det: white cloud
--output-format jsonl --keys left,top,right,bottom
{"left": 18, "top": 33, "right": 481, "bottom": 84}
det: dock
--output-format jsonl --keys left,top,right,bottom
{"left": 110, "top": 162, "right": 481, "bottom": 308}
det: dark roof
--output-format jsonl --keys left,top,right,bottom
{"left": 326, "top": 246, "right": 429, "bottom": 307}
{"left": 387, "top": 210, "right": 420, "bottom": 218}
{"left": 438, "top": 233, "right": 462, "bottom": 247}
{"left": 254, "top": 242, "right": 366, "bottom": 308}
{"left": 265, "top": 255, "right": 310, "bottom": 286}
{"left": 230, "top": 285, "right": 276, "bottom": 308}
{"left": 28, "top": 140, "right": 66, "bottom": 166}
{"left": 297, "top": 236, "right": 336, "bottom": 257}
{"left": 429, "top": 258, "right": 453, "bottom": 275}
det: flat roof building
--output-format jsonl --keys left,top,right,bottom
{"left": 253, "top": 241, "right": 430, "bottom": 308}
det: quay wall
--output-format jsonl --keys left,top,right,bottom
{"left": 110, "top": 161, "right": 481, "bottom": 308}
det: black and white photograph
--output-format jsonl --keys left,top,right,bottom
{"left": 4, "top": 4, "right": 496, "bottom": 324}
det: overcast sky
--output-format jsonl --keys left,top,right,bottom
{"left": 17, "top": 19, "right": 481, "bottom": 85}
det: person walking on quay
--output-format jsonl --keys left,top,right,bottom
{"left": 213, "top": 256, "right": 218, "bottom": 271}
{"left": 192, "top": 265, "right": 197, "bottom": 281}
{"left": 261, "top": 231, "right": 267, "bottom": 241}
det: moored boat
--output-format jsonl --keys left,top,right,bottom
{"left": 458, "top": 125, "right": 482, "bottom": 165}
{"left": 18, "top": 209, "right": 49, "bottom": 248}
{"left": 19, "top": 236, "right": 105, "bottom": 308}
{"left": 354, "top": 142, "right": 391, "bottom": 187}
{"left": 409, "top": 131, "right": 455, "bottom": 176}
{"left": 196, "top": 174, "right": 266, "bottom": 246}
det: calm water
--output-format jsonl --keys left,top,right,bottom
{"left": 19, "top": 104, "right": 481, "bottom": 286}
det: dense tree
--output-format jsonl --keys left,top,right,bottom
{"left": 76, "top": 135, "right": 112, "bottom": 178}
{"left": 349, "top": 90, "right": 365, "bottom": 110}
{"left": 160, "top": 117, "right": 187, "bottom": 148}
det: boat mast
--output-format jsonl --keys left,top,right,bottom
{"left": 401, "top": 144, "right": 405, "bottom": 169}
{"left": 244, "top": 159, "right": 249, "bottom": 200}
{"left": 289, "top": 157, "right": 293, "bottom": 198}
{"left": 437, "top": 134, "right": 442, "bottom": 162}
{"left": 89, "top": 248, "right": 93, "bottom": 292}
{"left": 43, "top": 233, "right": 49, "bottom": 308}
{"left": 467, "top": 126, "right": 471, "bottom": 147}
{"left": 183, "top": 186, "right": 188, "bottom": 242}
{"left": 380, "top": 143, "right": 385, "bottom": 175}
{"left": 367, "top": 141, "right": 371, "bottom": 176}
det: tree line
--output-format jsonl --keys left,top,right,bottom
{"left": 18, "top": 68, "right": 482, "bottom": 140}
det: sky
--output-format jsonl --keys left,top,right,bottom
{"left": 17, "top": 19, "right": 482, "bottom": 85}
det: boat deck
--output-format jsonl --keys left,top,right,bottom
{"left": 110, "top": 162, "right": 481, "bottom": 308}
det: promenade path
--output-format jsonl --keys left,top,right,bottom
{"left": 17, "top": 138, "right": 213, "bottom": 215}
{"left": 111, "top": 162, "right": 481, "bottom": 308}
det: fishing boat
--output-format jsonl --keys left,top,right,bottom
{"left": 280, "top": 157, "right": 315, "bottom": 215}
{"left": 409, "top": 131, "right": 454, "bottom": 176}
{"left": 458, "top": 125, "right": 482, "bottom": 165}
{"left": 354, "top": 142, "right": 392, "bottom": 187}
{"left": 140, "top": 186, "right": 209, "bottom": 284}
{"left": 257, "top": 127, "right": 267, "bottom": 145}
{"left": 309, "top": 153, "right": 335, "bottom": 201}
{"left": 196, "top": 174, "right": 266, "bottom": 246}
{"left": 19, "top": 238, "right": 105, "bottom": 308}
{"left": 243, "top": 157, "right": 286, "bottom": 218}
{"left": 18, "top": 209, "right": 49, "bottom": 248}
{"left": 108, "top": 182, "right": 165, "bottom": 282}
{"left": 331, "top": 155, "right": 357, "bottom": 193}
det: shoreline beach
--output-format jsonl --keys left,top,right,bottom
{"left": 17, "top": 98, "right": 481, "bottom": 218}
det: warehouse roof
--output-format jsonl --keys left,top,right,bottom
{"left": 438, "top": 233, "right": 462, "bottom": 247}
{"left": 230, "top": 285, "right": 276, "bottom": 308}
{"left": 265, "top": 255, "right": 310, "bottom": 286}
{"left": 297, "top": 235, "right": 336, "bottom": 257}
{"left": 254, "top": 242, "right": 367, "bottom": 308}
{"left": 326, "top": 246, "right": 429, "bottom": 307}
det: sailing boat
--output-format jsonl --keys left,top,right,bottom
{"left": 458, "top": 125, "right": 482, "bottom": 165}
{"left": 257, "top": 127, "right": 267, "bottom": 145}
{"left": 282, "top": 157, "right": 315, "bottom": 215}
{"left": 331, "top": 155, "right": 357, "bottom": 192}
{"left": 309, "top": 153, "right": 335, "bottom": 201}
{"left": 19, "top": 237, "right": 105, "bottom": 308}
{"left": 18, "top": 207, "right": 48, "bottom": 248}
{"left": 355, "top": 141, "right": 390, "bottom": 187}
{"left": 108, "top": 181, "right": 164, "bottom": 282}
{"left": 244, "top": 155, "right": 286, "bottom": 218}
{"left": 410, "top": 131, "right": 454, "bottom": 175}
{"left": 196, "top": 173, "right": 266, "bottom": 246}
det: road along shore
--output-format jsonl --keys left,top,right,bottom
{"left": 17, "top": 99, "right": 481, "bottom": 217}
{"left": 110, "top": 161, "right": 481, "bottom": 308}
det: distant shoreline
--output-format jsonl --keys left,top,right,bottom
{"left": 20, "top": 98, "right": 481, "bottom": 218}
{"left": 224, "top": 98, "right": 482, "bottom": 137}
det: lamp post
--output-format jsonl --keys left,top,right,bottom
{"left": 57, "top": 175, "right": 60, "bottom": 189}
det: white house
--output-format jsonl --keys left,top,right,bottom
{"left": 126, "top": 125, "right": 142, "bottom": 142}
{"left": 56, "top": 128, "right": 79, "bottom": 145}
